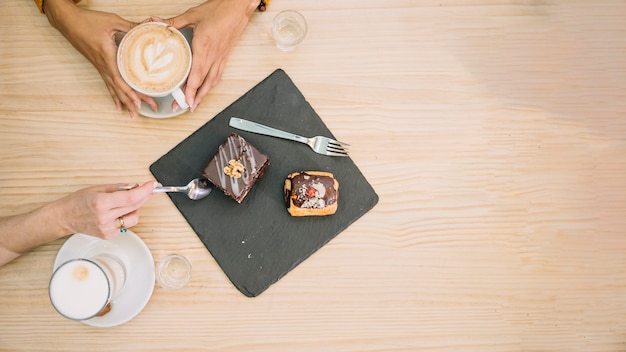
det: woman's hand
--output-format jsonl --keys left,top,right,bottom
{"left": 44, "top": 0, "right": 158, "bottom": 118}
{"left": 55, "top": 181, "right": 159, "bottom": 240}
{"left": 163, "top": 0, "right": 259, "bottom": 111}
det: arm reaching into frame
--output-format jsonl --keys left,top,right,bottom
{"left": 0, "top": 181, "right": 158, "bottom": 267}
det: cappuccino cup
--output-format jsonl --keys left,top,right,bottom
{"left": 49, "top": 255, "right": 126, "bottom": 321}
{"left": 117, "top": 22, "right": 192, "bottom": 111}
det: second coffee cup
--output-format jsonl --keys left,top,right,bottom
{"left": 117, "top": 22, "right": 192, "bottom": 111}
{"left": 49, "top": 255, "right": 127, "bottom": 321}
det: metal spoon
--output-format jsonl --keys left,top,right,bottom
{"left": 153, "top": 178, "right": 212, "bottom": 200}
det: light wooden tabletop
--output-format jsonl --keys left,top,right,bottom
{"left": 2, "top": 0, "right": 626, "bottom": 351}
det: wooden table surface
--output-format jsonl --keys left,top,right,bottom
{"left": 2, "top": 1, "right": 626, "bottom": 351}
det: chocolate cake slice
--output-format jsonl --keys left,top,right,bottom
{"left": 203, "top": 133, "right": 269, "bottom": 203}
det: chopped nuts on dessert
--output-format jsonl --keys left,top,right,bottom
{"left": 223, "top": 159, "right": 245, "bottom": 178}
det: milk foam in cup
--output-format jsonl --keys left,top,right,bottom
{"left": 117, "top": 22, "right": 192, "bottom": 110}
{"left": 49, "top": 255, "right": 126, "bottom": 321}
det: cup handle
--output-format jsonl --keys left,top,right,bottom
{"left": 171, "top": 87, "right": 189, "bottom": 110}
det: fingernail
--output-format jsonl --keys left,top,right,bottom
{"left": 152, "top": 182, "right": 162, "bottom": 189}
{"left": 172, "top": 104, "right": 179, "bottom": 113}
{"left": 118, "top": 184, "right": 138, "bottom": 191}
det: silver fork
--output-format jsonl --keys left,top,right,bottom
{"left": 229, "top": 117, "right": 349, "bottom": 157}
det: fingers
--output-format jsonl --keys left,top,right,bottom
{"left": 104, "top": 83, "right": 123, "bottom": 112}
{"left": 184, "top": 57, "right": 225, "bottom": 112}
{"left": 108, "top": 12, "right": 137, "bottom": 33}
{"left": 111, "top": 181, "right": 159, "bottom": 214}
{"left": 94, "top": 181, "right": 158, "bottom": 239}
{"left": 115, "top": 82, "right": 142, "bottom": 119}
{"left": 146, "top": 16, "right": 174, "bottom": 26}
{"left": 107, "top": 17, "right": 146, "bottom": 118}
{"left": 94, "top": 180, "right": 158, "bottom": 215}
{"left": 163, "top": 13, "right": 192, "bottom": 30}
{"left": 185, "top": 51, "right": 215, "bottom": 112}
{"left": 184, "top": 68, "right": 202, "bottom": 111}
{"left": 106, "top": 15, "right": 142, "bottom": 117}
{"left": 164, "top": 12, "right": 199, "bottom": 109}
{"left": 99, "top": 209, "right": 140, "bottom": 240}
{"left": 120, "top": 210, "right": 139, "bottom": 229}
{"left": 116, "top": 210, "right": 139, "bottom": 231}
{"left": 132, "top": 91, "right": 159, "bottom": 112}
{"left": 102, "top": 44, "right": 141, "bottom": 118}
{"left": 107, "top": 61, "right": 142, "bottom": 119}
{"left": 197, "top": 62, "right": 225, "bottom": 108}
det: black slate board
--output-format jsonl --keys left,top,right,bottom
{"left": 149, "top": 69, "right": 378, "bottom": 297}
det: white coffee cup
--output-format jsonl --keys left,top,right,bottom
{"left": 49, "top": 255, "right": 126, "bottom": 321}
{"left": 117, "top": 22, "right": 192, "bottom": 110}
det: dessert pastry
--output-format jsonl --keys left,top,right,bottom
{"left": 203, "top": 133, "right": 270, "bottom": 203}
{"left": 284, "top": 171, "right": 339, "bottom": 216}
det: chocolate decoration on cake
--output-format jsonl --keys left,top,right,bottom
{"left": 284, "top": 171, "right": 339, "bottom": 216}
{"left": 203, "top": 133, "right": 270, "bottom": 203}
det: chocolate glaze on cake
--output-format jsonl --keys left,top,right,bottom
{"left": 203, "top": 133, "right": 269, "bottom": 203}
{"left": 289, "top": 173, "right": 337, "bottom": 208}
{"left": 284, "top": 171, "right": 338, "bottom": 216}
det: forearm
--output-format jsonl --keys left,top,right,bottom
{"left": 0, "top": 202, "right": 68, "bottom": 267}
{"left": 43, "top": 0, "right": 80, "bottom": 30}
{"left": 244, "top": 0, "right": 266, "bottom": 15}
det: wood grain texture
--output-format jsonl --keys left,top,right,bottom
{"left": 1, "top": 0, "right": 626, "bottom": 351}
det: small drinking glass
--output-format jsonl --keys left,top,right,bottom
{"left": 156, "top": 254, "right": 192, "bottom": 290}
{"left": 272, "top": 10, "right": 307, "bottom": 51}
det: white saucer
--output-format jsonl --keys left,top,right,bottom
{"left": 139, "top": 94, "right": 189, "bottom": 119}
{"left": 53, "top": 231, "right": 155, "bottom": 328}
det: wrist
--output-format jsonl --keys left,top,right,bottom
{"left": 43, "top": 0, "right": 79, "bottom": 28}
{"left": 40, "top": 201, "right": 72, "bottom": 241}
{"left": 229, "top": 0, "right": 263, "bottom": 20}
{"left": 243, "top": 0, "right": 269, "bottom": 14}
{"left": 257, "top": 0, "right": 269, "bottom": 12}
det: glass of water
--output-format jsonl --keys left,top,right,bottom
{"left": 156, "top": 254, "right": 192, "bottom": 290}
{"left": 272, "top": 10, "right": 308, "bottom": 51}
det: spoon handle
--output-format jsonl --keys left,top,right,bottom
{"left": 153, "top": 186, "right": 187, "bottom": 193}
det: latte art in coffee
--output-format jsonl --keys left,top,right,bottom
{"left": 118, "top": 23, "right": 191, "bottom": 95}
